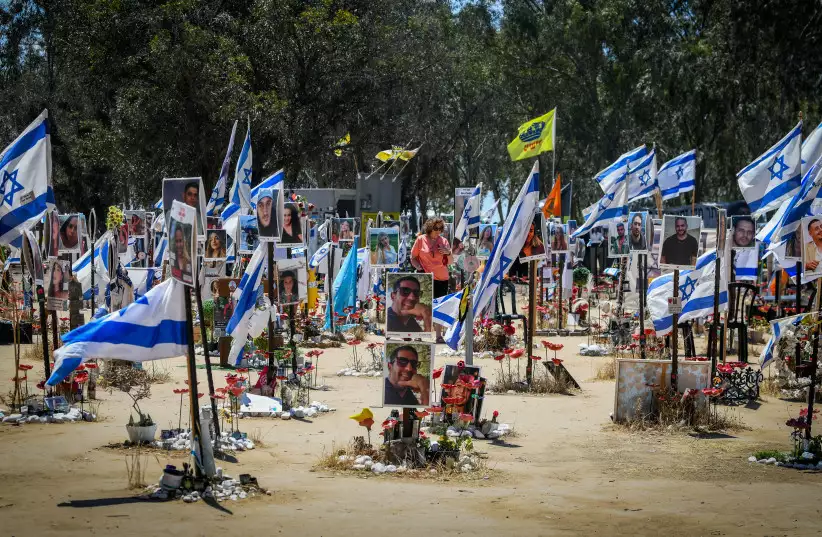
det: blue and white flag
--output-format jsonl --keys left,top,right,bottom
{"left": 206, "top": 120, "right": 238, "bottom": 216}
{"left": 130, "top": 267, "right": 159, "bottom": 301}
{"left": 309, "top": 241, "right": 333, "bottom": 270}
{"left": 2, "top": 246, "right": 20, "bottom": 275}
{"left": 432, "top": 290, "right": 462, "bottom": 328}
{"left": 626, "top": 148, "right": 658, "bottom": 202}
{"left": 47, "top": 278, "right": 188, "bottom": 386}
{"left": 454, "top": 183, "right": 481, "bottom": 244}
{"left": 229, "top": 119, "right": 252, "bottom": 209}
{"left": 802, "top": 120, "right": 822, "bottom": 175}
{"left": 324, "top": 238, "right": 360, "bottom": 330}
{"left": 250, "top": 169, "right": 285, "bottom": 210}
{"left": 227, "top": 243, "right": 266, "bottom": 365}
{"left": 445, "top": 162, "right": 540, "bottom": 349}
{"left": 153, "top": 232, "right": 167, "bottom": 267}
{"left": 154, "top": 198, "right": 163, "bottom": 210}
{"left": 73, "top": 231, "right": 113, "bottom": 301}
{"left": 603, "top": 267, "right": 620, "bottom": 278}
{"left": 737, "top": 122, "right": 803, "bottom": 215}
{"left": 757, "top": 154, "right": 822, "bottom": 245}
{"left": 481, "top": 198, "right": 500, "bottom": 222}
{"left": 657, "top": 150, "right": 696, "bottom": 200}
{"left": 733, "top": 247, "right": 758, "bottom": 281}
{"left": 760, "top": 313, "right": 811, "bottom": 368}
{"left": 572, "top": 176, "right": 628, "bottom": 238}
{"left": 647, "top": 251, "right": 727, "bottom": 336}
{"left": 0, "top": 110, "right": 55, "bottom": 245}
{"left": 595, "top": 145, "right": 647, "bottom": 194}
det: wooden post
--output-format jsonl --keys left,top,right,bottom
{"left": 671, "top": 270, "right": 679, "bottom": 393}
{"left": 804, "top": 278, "right": 822, "bottom": 447}
{"left": 557, "top": 253, "right": 564, "bottom": 330}
{"left": 639, "top": 253, "right": 647, "bottom": 360}
{"left": 36, "top": 285, "right": 51, "bottom": 384}
{"left": 183, "top": 285, "right": 204, "bottom": 478}
{"left": 526, "top": 260, "right": 537, "bottom": 384}
{"left": 266, "top": 242, "right": 276, "bottom": 384}
{"left": 287, "top": 248, "right": 298, "bottom": 374}
{"left": 774, "top": 269, "right": 782, "bottom": 318}
{"left": 709, "top": 243, "right": 722, "bottom": 379}
{"left": 50, "top": 309, "right": 59, "bottom": 351}
{"left": 194, "top": 275, "right": 220, "bottom": 445}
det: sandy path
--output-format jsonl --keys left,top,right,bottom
{"left": 1, "top": 334, "right": 820, "bottom": 537}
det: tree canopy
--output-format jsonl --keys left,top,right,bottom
{"left": 2, "top": 0, "right": 820, "bottom": 223}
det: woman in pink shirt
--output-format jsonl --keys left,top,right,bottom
{"left": 411, "top": 217, "right": 452, "bottom": 343}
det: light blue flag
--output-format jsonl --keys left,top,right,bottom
{"left": 73, "top": 231, "right": 113, "bottom": 301}
{"left": 154, "top": 199, "right": 163, "bottom": 210}
{"left": 47, "top": 278, "right": 188, "bottom": 386}
{"left": 226, "top": 243, "right": 266, "bottom": 365}
{"left": 250, "top": 169, "right": 285, "bottom": 210}
{"left": 737, "top": 122, "right": 802, "bottom": 215}
{"left": 572, "top": 174, "right": 628, "bottom": 238}
{"left": 207, "top": 120, "right": 238, "bottom": 216}
{"left": 802, "top": 120, "right": 822, "bottom": 175}
{"left": 757, "top": 154, "right": 822, "bottom": 245}
{"left": 647, "top": 251, "right": 726, "bottom": 336}
{"left": 445, "top": 161, "right": 540, "bottom": 349}
{"left": 760, "top": 313, "right": 810, "bottom": 368}
{"left": 595, "top": 145, "right": 647, "bottom": 194}
{"left": 324, "top": 240, "right": 359, "bottom": 330}
{"left": 657, "top": 150, "right": 696, "bottom": 200}
{"left": 454, "top": 183, "right": 481, "bottom": 244}
{"left": 626, "top": 148, "right": 658, "bottom": 202}
{"left": 230, "top": 119, "right": 252, "bottom": 209}
{"left": 0, "top": 109, "right": 56, "bottom": 245}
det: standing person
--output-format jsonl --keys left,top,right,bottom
{"left": 411, "top": 217, "right": 452, "bottom": 343}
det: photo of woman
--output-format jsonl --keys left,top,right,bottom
{"left": 117, "top": 222, "right": 129, "bottom": 254}
{"left": 48, "top": 261, "right": 67, "bottom": 299}
{"left": 59, "top": 214, "right": 80, "bottom": 252}
{"left": 205, "top": 230, "right": 227, "bottom": 261}
{"left": 370, "top": 228, "right": 399, "bottom": 266}
{"left": 477, "top": 225, "right": 497, "bottom": 257}
{"left": 333, "top": 218, "right": 357, "bottom": 242}
{"left": 280, "top": 202, "right": 304, "bottom": 246}
{"left": 278, "top": 270, "right": 300, "bottom": 305}
{"left": 46, "top": 211, "right": 60, "bottom": 258}
{"left": 519, "top": 216, "right": 547, "bottom": 262}
{"left": 550, "top": 222, "right": 568, "bottom": 252}
{"left": 168, "top": 201, "right": 196, "bottom": 285}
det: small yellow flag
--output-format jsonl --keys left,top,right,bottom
{"left": 507, "top": 109, "right": 556, "bottom": 162}
{"left": 333, "top": 133, "right": 350, "bottom": 157}
{"left": 376, "top": 146, "right": 420, "bottom": 162}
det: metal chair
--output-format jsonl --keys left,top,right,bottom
{"left": 727, "top": 282, "right": 759, "bottom": 363}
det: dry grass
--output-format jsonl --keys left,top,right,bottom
{"left": 759, "top": 377, "right": 782, "bottom": 399}
{"left": 614, "top": 396, "right": 748, "bottom": 435}
{"left": 248, "top": 426, "right": 266, "bottom": 447}
{"left": 491, "top": 370, "right": 577, "bottom": 395}
{"left": 145, "top": 362, "right": 173, "bottom": 384}
{"left": 124, "top": 444, "right": 160, "bottom": 489}
{"left": 345, "top": 325, "right": 368, "bottom": 342}
{"left": 595, "top": 358, "right": 617, "bottom": 381}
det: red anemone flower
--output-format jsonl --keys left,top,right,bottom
{"left": 84, "top": 363, "right": 98, "bottom": 369}
{"left": 432, "top": 367, "right": 444, "bottom": 379}
{"left": 503, "top": 348, "right": 514, "bottom": 355}
{"left": 492, "top": 410, "right": 499, "bottom": 418}
{"left": 442, "top": 396, "right": 462, "bottom": 405}
{"left": 414, "top": 410, "right": 429, "bottom": 419}
{"left": 426, "top": 406, "right": 444, "bottom": 413}
{"left": 276, "top": 375, "right": 287, "bottom": 381}
{"left": 530, "top": 355, "right": 541, "bottom": 361}
{"left": 457, "top": 360, "right": 465, "bottom": 369}
{"left": 493, "top": 355, "right": 505, "bottom": 361}
{"left": 74, "top": 364, "right": 86, "bottom": 371}
{"left": 459, "top": 413, "right": 474, "bottom": 423}
{"left": 551, "top": 358, "right": 563, "bottom": 366}
{"left": 173, "top": 388, "right": 190, "bottom": 395}
{"left": 36, "top": 380, "right": 46, "bottom": 390}
{"left": 211, "top": 394, "right": 226, "bottom": 400}
{"left": 441, "top": 383, "right": 456, "bottom": 390}
{"left": 18, "top": 364, "right": 33, "bottom": 371}
{"left": 230, "top": 386, "right": 245, "bottom": 397}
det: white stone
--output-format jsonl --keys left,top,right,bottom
{"left": 352, "top": 464, "right": 366, "bottom": 470}
{"left": 338, "top": 455, "right": 349, "bottom": 463}
{"left": 801, "top": 451, "right": 815, "bottom": 460}
{"left": 385, "top": 465, "right": 397, "bottom": 473}
{"left": 239, "top": 491, "right": 247, "bottom": 499}
{"left": 372, "top": 463, "right": 386, "bottom": 474}
{"left": 230, "top": 494, "right": 238, "bottom": 501}
{"left": 354, "top": 455, "right": 371, "bottom": 465}
{"left": 39, "top": 416, "right": 48, "bottom": 424}
{"left": 305, "top": 408, "right": 318, "bottom": 418}
{"left": 461, "top": 464, "right": 472, "bottom": 472}
{"left": 747, "top": 456, "right": 757, "bottom": 462}
{"left": 4, "top": 413, "right": 22, "bottom": 423}
{"left": 319, "top": 405, "right": 329, "bottom": 412}
{"left": 364, "top": 460, "right": 373, "bottom": 469}
{"left": 473, "top": 430, "right": 485, "bottom": 439}
{"left": 293, "top": 408, "right": 305, "bottom": 418}
{"left": 27, "top": 415, "right": 39, "bottom": 423}
{"left": 344, "top": 371, "right": 353, "bottom": 376}
{"left": 766, "top": 457, "right": 777, "bottom": 465}
{"left": 280, "top": 412, "right": 292, "bottom": 420}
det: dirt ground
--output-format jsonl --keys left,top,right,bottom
{"left": 1, "top": 331, "right": 820, "bottom": 537}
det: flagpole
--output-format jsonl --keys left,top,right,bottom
{"left": 671, "top": 270, "right": 679, "bottom": 393}
{"left": 37, "top": 284, "right": 51, "bottom": 384}
{"left": 803, "top": 278, "right": 821, "bottom": 448}
{"left": 183, "top": 285, "right": 204, "bottom": 478}
{"left": 639, "top": 253, "right": 647, "bottom": 360}
{"left": 267, "top": 242, "right": 276, "bottom": 384}
{"left": 710, "top": 210, "right": 725, "bottom": 379}
{"left": 287, "top": 247, "right": 298, "bottom": 375}
{"left": 194, "top": 273, "right": 221, "bottom": 447}
{"left": 90, "top": 209, "right": 97, "bottom": 312}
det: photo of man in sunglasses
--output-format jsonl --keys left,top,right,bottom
{"left": 386, "top": 274, "right": 432, "bottom": 335}
{"left": 384, "top": 344, "right": 431, "bottom": 407}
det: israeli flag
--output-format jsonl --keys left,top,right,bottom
{"left": 445, "top": 162, "right": 540, "bottom": 349}
{"left": 737, "top": 122, "right": 802, "bottom": 215}
{"left": 250, "top": 169, "right": 285, "bottom": 210}
{"left": 432, "top": 290, "right": 462, "bottom": 328}
{"left": 481, "top": 198, "right": 500, "bottom": 222}
{"left": 757, "top": 154, "right": 822, "bottom": 245}
{"left": 626, "top": 148, "right": 658, "bottom": 202}
{"left": 2, "top": 246, "right": 20, "bottom": 274}
{"left": 153, "top": 232, "right": 167, "bottom": 267}
{"left": 206, "top": 120, "right": 238, "bottom": 216}
{"left": 309, "top": 241, "right": 333, "bottom": 270}
{"left": 802, "top": 120, "right": 822, "bottom": 175}
{"left": 229, "top": 119, "right": 252, "bottom": 209}
{"left": 227, "top": 243, "right": 267, "bottom": 365}
{"left": 154, "top": 198, "right": 163, "bottom": 210}
{"left": 595, "top": 145, "right": 647, "bottom": 194}
{"left": 647, "top": 251, "right": 727, "bottom": 336}
{"left": 454, "top": 183, "right": 481, "bottom": 244}
{"left": 603, "top": 267, "right": 620, "bottom": 278}
{"left": 572, "top": 175, "right": 628, "bottom": 238}
{"left": 222, "top": 211, "right": 239, "bottom": 264}
{"left": 73, "top": 231, "right": 113, "bottom": 301}
{"left": 0, "top": 110, "right": 55, "bottom": 245}
{"left": 130, "top": 267, "right": 159, "bottom": 301}
{"left": 733, "top": 247, "right": 758, "bottom": 281}
{"left": 760, "top": 313, "right": 810, "bottom": 368}
{"left": 657, "top": 150, "right": 696, "bottom": 200}
{"left": 47, "top": 278, "right": 188, "bottom": 386}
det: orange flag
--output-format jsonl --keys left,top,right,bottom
{"left": 542, "top": 174, "right": 562, "bottom": 219}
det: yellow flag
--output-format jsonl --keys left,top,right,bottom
{"left": 507, "top": 109, "right": 556, "bottom": 162}
{"left": 333, "top": 133, "right": 350, "bottom": 157}
{"left": 376, "top": 145, "right": 420, "bottom": 162}
{"left": 541, "top": 174, "right": 561, "bottom": 219}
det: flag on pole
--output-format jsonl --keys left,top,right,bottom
{"left": 572, "top": 176, "right": 628, "bottom": 238}
{"left": 375, "top": 146, "right": 420, "bottom": 162}
{"left": 432, "top": 290, "right": 463, "bottom": 328}
{"left": 73, "top": 231, "right": 113, "bottom": 301}
{"left": 230, "top": 119, "right": 252, "bottom": 209}
{"left": 334, "top": 133, "right": 351, "bottom": 157}
{"left": 802, "top": 120, "right": 822, "bottom": 175}
{"left": 647, "top": 251, "right": 727, "bottom": 336}
{"left": 250, "top": 169, "right": 285, "bottom": 210}
{"left": 657, "top": 149, "right": 696, "bottom": 200}
{"left": 47, "top": 278, "right": 188, "bottom": 386}
{"left": 757, "top": 154, "right": 822, "bottom": 245}
{"left": 760, "top": 313, "right": 811, "bottom": 368}
{"left": 733, "top": 247, "right": 758, "bottom": 281}
{"left": 595, "top": 145, "right": 647, "bottom": 194}
{"left": 507, "top": 109, "right": 556, "bottom": 162}
{"left": 541, "top": 174, "right": 562, "bottom": 219}
{"left": 153, "top": 232, "right": 167, "bottom": 267}
{"left": 324, "top": 241, "right": 360, "bottom": 330}
{"left": 226, "top": 243, "right": 266, "bottom": 365}
{"left": 737, "top": 122, "right": 803, "bottom": 215}
{"left": 309, "top": 241, "right": 333, "bottom": 270}
{"left": 481, "top": 198, "right": 500, "bottom": 222}
{"left": 206, "top": 120, "right": 238, "bottom": 216}
{"left": 626, "top": 148, "right": 658, "bottom": 202}
{"left": 0, "top": 110, "right": 55, "bottom": 245}
{"left": 154, "top": 199, "right": 163, "bottom": 210}
{"left": 445, "top": 161, "right": 540, "bottom": 349}
{"left": 454, "top": 183, "right": 481, "bottom": 244}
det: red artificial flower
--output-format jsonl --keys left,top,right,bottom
{"left": 644, "top": 328, "right": 655, "bottom": 335}
{"left": 215, "top": 387, "right": 228, "bottom": 395}
{"left": 348, "top": 339, "right": 362, "bottom": 346}
{"left": 74, "top": 364, "right": 86, "bottom": 371}
{"left": 382, "top": 418, "right": 398, "bottom": 430}
{"left": 74, "top": 372, "right": 89, "bottom": 383}
{"left": 84, "top": 363, "right": 98, "bottom": 369}
{"left": 419, "top": 430, "right": 427, "bottom": 439}
{"left": 530, "top": 355, "right": 542, "bottom": 361}
{"left": 494, "top": 354, "right": 505, "bottom": 361}
{"left": 197, "top": 393, "right": 205, "bottom": 398}
{"left": 441, "top": 383, "right": 456, "bottom": 390}
{"left": 503, "top": 324, "right": 516, "bottom": 336}
{"left": 509, "top": 349, "right": 524, "bottom": 358}
{"left": 414, "top": 410, "right": 429, "bottom": 419}
{"left": 631, "top": 333, "right": 640, "bottom": 340}
{"left": 276, "top": 375, "right": 287, "bottom": 381}
{"left": 457, "top": 360, "right": 465, "bottom": 370}
{"left": 236, "top": 368, "right": 249, "bottom": 373}
{"left": 297, "top": 370, "right": 306, "bottom": 377}
{"left": 426, "top": 406, "right": 444, "bottom": 413}
{"left": 503, "top": 348, "right": 514, "bottom": 355}
{"left": 230, "top": 386, "right": 245, "bottom": 397}
{"left": 173, "top": 388, "right": 190, "bottom": 395}
{"left": 280, "top": 313, "right": 289, "bottom": 320}
{"left": 541, "top": 340, "right": 551, "bottom": 348}
{"left": 458, "top": 413, "right": 474, "bottom": 423}
{"left": 36, "top": 380, "right": 45, "bottom": 390}
{"left": 786, "top": 418, "right": 810, "bottom": 430}
{"left": 432, "top": 367, "right": 444, "bottom": 379}
{"left": 492, "top": 410, "right": 499, "bottom": 418}
{"left": 18, "top": 364, "right": 33, "bottom": 371}
{"left": 211, "top": 393, "right": 226, "bottom": 400}
{"left": 442, "top": 396, "right": 462, "bottom": 405}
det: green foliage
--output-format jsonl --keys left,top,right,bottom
{"left": 202, "top": 299, "right": 214, "bottom": 327}
{"left": 752, "top": 450, "right": 788, "bottom": 463}
{"left": 572, "top": 267, "right": 591, "bottom": 288}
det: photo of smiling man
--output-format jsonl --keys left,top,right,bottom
{"left": 385, "top": 273, "right": 433, "bottom": 340}
{"left": 382, "top": 343, "right": 433, "bottom": 408}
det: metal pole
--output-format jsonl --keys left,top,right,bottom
{"left": 526, "top": 260, "right": 537, "bottom": 384}
{"left": 710, "top": 245, "right": 722, "bottom": 379}
{"left": 287, "top": 248, "right": 298, "bottom": 375}
{"left": 327, "top": 244, "right": 335, "bottom": 335}
{"left": 194, "top": 274, "right": 220, "bottom": 445}
{"left": 183, "top": 285, "right": 204, "bottom": 478}
{"left": 774, "top": 269, "right": 782, "bottom": 318}
{"left": 464, "top": 292, "right": 474, "bottom": 366}
{"left": 267, "top": 242, "right": 275, "bottom": 384}
{"left": 37, "top": 285, "right": 51, "bottom": 382}
{"left": 639, "top": 253, "right": 647, "bottom": 360}
{"left": 804, "top": 278, "right": 822, "bottom": 446}
{"left": 671, "top": 270, "right": 679, "bottom": 393}
{"left": 557, "top": 253, "right": 564, "bottom": 330}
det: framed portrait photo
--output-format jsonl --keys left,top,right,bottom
{"left": 659, "top": 215, "right": 702, "bottom": 270}
{"left": 238, "top": 215, "right": 259, "bottom": 254}
{"left": 162, "top": 177, "right": 206, "bottom": 238}
{"left": 168, "top": 200, "right": 197, "bottom": 286}
{"left": 369, "top": 227, "right": 400, "bottom": 268}
{"left": 382, "top": 342, "right": 433, "bottom": 409}
{"left": 730, "top": 215, "right": 756, "bottom": 250}
{"left": 204, "top": 229, "right": 228, "bottom": 262}
{"left": 626, "top": 212, "right": 650, "bottom": 253}
{"left": 385, "top": 272, "right": 434, "bottom": 341}
{"left": 256, "top": 187, "right": 280, "bottom": 242}
{"left": 276, "top": 257, "right": 307, "bottom": 306}
{"left": 608, "top": 219, "right": 631, "bottom": 258}
{"left": 519, "top": 213, "right": 548, "bottom": 262}
{"left": 477, "top": 224, "right": 497, "bottom": 258}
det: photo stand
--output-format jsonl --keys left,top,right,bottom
{"left": 543, "top": 361, "right": 580, "bottom": 389}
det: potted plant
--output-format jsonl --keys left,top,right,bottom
{"left": 103, "top": 364, "right": 157, "bottom": 443}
